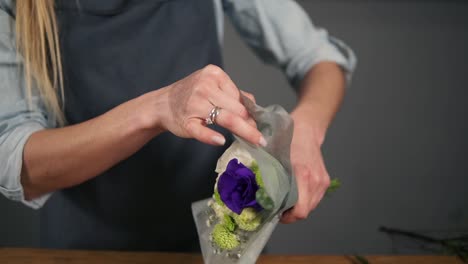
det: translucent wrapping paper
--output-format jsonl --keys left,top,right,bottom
{"left": 192, "top": 96, "right": 298, "bottom": 264}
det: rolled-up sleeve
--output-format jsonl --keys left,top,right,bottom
{"left": 223, "top": 0, "right": 357, "bottom": 88}
{"left": 0, "top": 6, "right": 53, "bottom": 209}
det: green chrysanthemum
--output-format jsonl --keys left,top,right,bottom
{"left": 233, "top": 208, "right": 262, "bottom": 232}
{"left": 213, "top": 188, "right": 224, "bottom": 206}
{"left": 212, "top": 224, "right": 240, "bottom": 250}
{"left": 210, "top": 200, "right": 231, "bottom": 220}
{"left": 249, "top": 161, "right": 264, "bottom": 188}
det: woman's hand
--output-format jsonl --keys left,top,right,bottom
{"left": 280, "top": 109, "right": 331, "bottom": 224}
{"left": 279, "top": 62, "right": 345, "bottom": 223}
{"left": 149, "top": 64, "right": 266, "bottom": 147}
{"left": 21, "top": 65, "right": 264, "bottom": 199}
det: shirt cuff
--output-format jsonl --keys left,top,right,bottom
{"left": 287, "top": 35, "right": 357, "bottom": 89}
{"left": 0, "top": 122, "right": 52, "bottom": 209}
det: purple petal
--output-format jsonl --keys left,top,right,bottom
{"left": 236, "top": 167, "right": 255, "bottom": 179}
{"left": 244, "top": 199, "right": 259, "bottom": 208}
{"left": 217, "top": 158, "right": 262, "bottom": 214}
{"left": 218, "top": 172, "right": 237, "bottom": 194}
{"left": 229, "top": 191, "right": 243, "bottom": 214}
{"left": 226, "top": 159, "right": 242, "bottom": 172}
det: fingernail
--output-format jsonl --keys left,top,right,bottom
{"left": 259, "top": 136, "right": 267, "bottom": 147}
{"left": 212, "top": 136, "right": 226, "bottom": 146}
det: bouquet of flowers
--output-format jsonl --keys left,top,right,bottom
{"left": 192, "top": 96, "right": 340, "bottom": 263}
{"left": 209, "top": 143, "right": 274, "bottom": 251}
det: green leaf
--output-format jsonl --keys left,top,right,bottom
{"left": 223, "top": 215, "right": 236, "bottom": 232}
{"left": 326, "top": 178, "right": 341, "bottom": 194}
{"left": 256, "top": 188, "right": 274, "bottom": 210}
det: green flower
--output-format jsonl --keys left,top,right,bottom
{"left": 233, "top": 208, "right": 262, "bottom": 231}
{"left": 213, "top": 188, "right": 224, "bottom": 206}
{"left": 210, "top": 201, "right": 232, "bottom": 220}
{"left": 212, "top": 224, "right": 240, "bottom": 250}
{"left": 249, "top": 161, "right": 264, "bottom": 188}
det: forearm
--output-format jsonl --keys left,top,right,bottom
{"left": 20, "top": 64, "right": 264, "bottom": 201}
{"left": 291, "top": 61, "right": 346, "bottom": 145}
{"left": 21, "top": 90, "right": 164, "bottom": 200}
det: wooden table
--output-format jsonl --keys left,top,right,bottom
{"left": 0, "top": 248, "right": 463, "bottom": 264}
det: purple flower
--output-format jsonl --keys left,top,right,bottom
{"left": 218, "top": 159, "right": 262, "bottom": 214}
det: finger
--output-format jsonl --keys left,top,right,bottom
{"left": 307, "top": 187, "right": 327, "bottom": 213}
{"left": 194, "top": 100, "right": 257, "bottom": 131}
{"left": 202, "top": 64, "right": 240, "bottom": 100}
{"left": 187, "top": 93, "right": 258, "bottom": 133}
{"left": 189, "top": 94, "right": 257, "bottom": 130}
{"left": 185, "top": 119, "right": 226, "bottom": 146}
{"left": 215, "top": 109, "right": 265, "bottom": 147}
{"left": 246, "top": 117, "right": 257, "bottom": 129}
{"left": 307, "top": 175, "right": 330, "bottom": 212}
{"left": 218, "top": 74, "right": 241, "bottom": 100}
{"left": 208, "top": 88, "right": 250, "bottom": 120}
{"left": 280, "top": 201, "right": 309, "bottom": 224}
{"left": 240, "top": 90, "right": 256, "bottom": 104}
{"left": 280, "top": 168, "right": 312, "bottom": 224}
{"left": 239, "top": 90, "right": 257, "bottom": 128}
{"left": 201, "top": 69, "right": 256, "bottom": 125}
{"left": 189, "top": 98, "right": 216, "bottom": 119}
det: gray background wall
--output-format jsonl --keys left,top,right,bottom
{"left": 1, "top": 0, "right": 467, "bottom": 254}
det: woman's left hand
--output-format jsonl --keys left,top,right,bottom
{"left": 280, "top": 109, "right": 331, "bottom": 224}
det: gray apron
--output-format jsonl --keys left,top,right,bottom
{"left": 41, "top": 0, "right": 230, "bottom": 251}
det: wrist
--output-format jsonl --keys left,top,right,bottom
{"left": 291, "top": 106, "right": 328, "bottom": 146}
{"left": 125, "top": 88, "right": 168, "bottom": 136}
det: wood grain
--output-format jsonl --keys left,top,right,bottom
{"left": 0, "top": 248, "right": 462, "bottom": 264}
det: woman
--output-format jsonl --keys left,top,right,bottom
{"left": 0, "top": 0, "right": 355, "bottom": 251}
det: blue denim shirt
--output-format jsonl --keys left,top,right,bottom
{"left": 0, "top": 0, "right": 356, "bottom": 209}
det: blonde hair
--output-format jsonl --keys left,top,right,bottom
{"left": 15, "top": 0, "right": 65, "bottom": 126}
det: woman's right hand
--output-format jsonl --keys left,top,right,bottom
{"left": 20, "top": 65, "right": 265, "bottom": 199}
{"left": 145, "top": 64, "right": 266, "bottom": 147}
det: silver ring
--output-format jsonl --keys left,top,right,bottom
{"left": 205, "top": 106, "right": 221, "bottom": 125}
